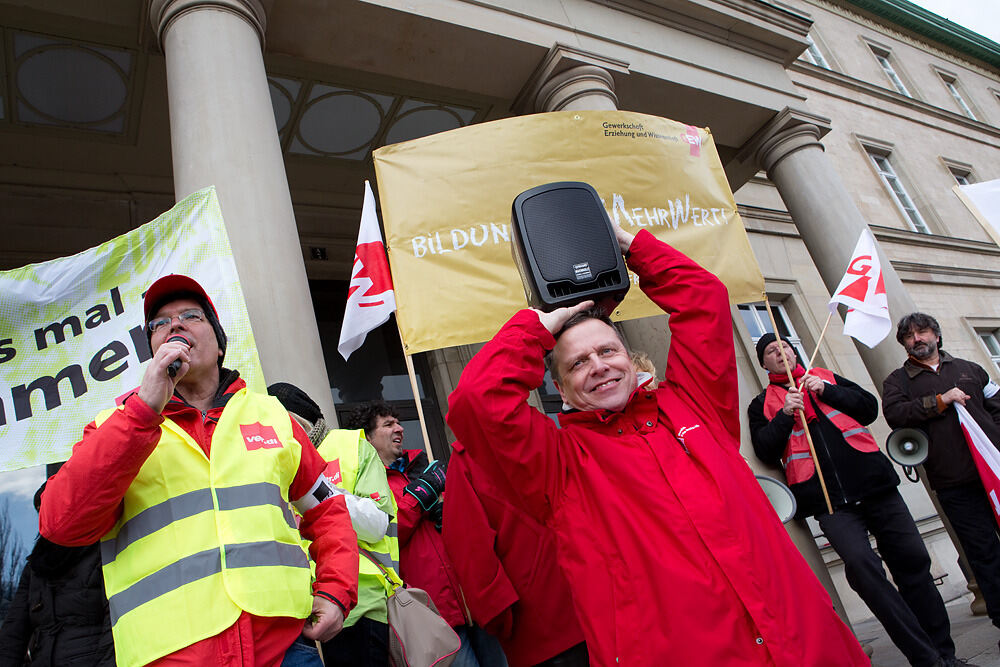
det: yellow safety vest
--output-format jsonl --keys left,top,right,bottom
{"left": 317, "top": 429, "right": 401, "bottom": 626}
{"left": 98, "top": 390, "right": 312, "bottom": 667}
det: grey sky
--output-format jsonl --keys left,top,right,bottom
{"left": 908, "top": 0, "right": 1000, "bottom": 45}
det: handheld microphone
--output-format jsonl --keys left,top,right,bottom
{"left": 166, "top": 335, "right": 190, "bottom": 378}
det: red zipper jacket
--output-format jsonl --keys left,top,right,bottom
{"left": 39, "top": 371, "right": 358, "bottom": 666}
{"left": 447, "top": 230, "right": 867, "bottom": 667}
{"left": 386, "top": 450, "right": 467, "bottom": 627}
{"left": 442, "top": 440, "right": 585, "bottom": 666}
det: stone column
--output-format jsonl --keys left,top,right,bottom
{"left": 149, "top": 0, "right": 337, "bottom": 420}
{"left": 533, "top": 64, "right": 619, "bottom": 112}
{"left": 743, "top": 109, "right": 917, "bottom": 385}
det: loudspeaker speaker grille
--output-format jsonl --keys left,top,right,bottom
{"left": 520, "top": 188, "right": 620, "bottom": 283}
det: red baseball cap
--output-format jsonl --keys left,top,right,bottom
{"left": 143, "top": 274, "right": 219, "bottom": 323}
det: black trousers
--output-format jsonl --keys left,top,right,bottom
{"left": 818, "top": 488, "right": 954, "bottom": 667}
{"left": 937, "top": 480, "right": 1000, "bottom": 629}
{"left": 321, "top": 616, "right": 389, "bottom": 667}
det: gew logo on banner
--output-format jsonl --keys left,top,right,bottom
{"left": 240, "top": 423, "right": 282, "bottom": 451}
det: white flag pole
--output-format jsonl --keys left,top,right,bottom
{"left": 805, "top": 311, "right": 833, "bottom": 373}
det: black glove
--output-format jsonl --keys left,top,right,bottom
{"left": 429, "top": 501, "right": 444, "bottom": 531}
{"left": 417, "top": 460, "right": 447, "bottom": 495}
{"left": 403, "top": 460, "right": 447, "bottom": 512}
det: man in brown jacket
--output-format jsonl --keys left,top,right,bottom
{"left": 883, "top": 312, "right": 1000, "bottom": 638}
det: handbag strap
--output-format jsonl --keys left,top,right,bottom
{"left": 360, "top": 548, "right": 404, "bottom": 597}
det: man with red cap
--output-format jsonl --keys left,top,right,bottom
{"left": 40, "top": 275, "right": 358, "bottom": 667}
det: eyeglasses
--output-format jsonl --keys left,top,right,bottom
{"left": 148, "top": 308, "right": 205, "bottom": 334}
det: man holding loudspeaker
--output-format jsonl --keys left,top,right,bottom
{"left": 448, "top": 220, "right": 870, "bottom": 666}
{"left": 749, "top": 333, "right": 963, "bottom": 667}
{"left": 884, "top": 312, "right": 1000, "bottom": 643}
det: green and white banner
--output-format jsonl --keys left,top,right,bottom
{"left": 0, "top": 187, "right": 264, "bottom": 472}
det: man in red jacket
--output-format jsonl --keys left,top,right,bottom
{"left": 40, "top": 275, "right": 358, "bottom": 667}
{"left": 447, "top": 226, "right": 869, "bottom": 666}
{"left": 443, "top": 440, "right": 588, "bottom": 667}
{"left": 346, "top": 401, "right": 509, "bottom": 667}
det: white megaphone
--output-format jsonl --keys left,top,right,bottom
{"left": 756, "top": 475, "right": 797, "bottom": 524}
{"left": 885, "top": 427, "right": 929, "bottom": 482}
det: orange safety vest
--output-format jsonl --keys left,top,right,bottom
{"left": 763, "top": 367, "right": 879, "bottom": 484}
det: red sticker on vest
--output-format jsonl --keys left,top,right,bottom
{"left": 370, "top": 492, "right": 381, "bottom": 502}
{"left": 240, "top": 423, "right": 282, "bottom": 450}
{"left": 324, "top": 459, "right": 343, "bottom": 485}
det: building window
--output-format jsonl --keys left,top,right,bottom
{"left": 867, "top": 150, "right": 930, "bottom": 233}
{"left": 869, "top": 46, "right": 911, "bottom": 97}
{"left": 979, "top": 330, "right": 1000, "bottom": 371}
{"left": 940, "top": 74, "right": 977, "bottom": 120}
{"left": 739, "top": 302, "right": 809, "bottom": 365}
{"left": 799, "top": 34, "right": 830, "bottom": 69}
{"left": 950, "top": 168, "right": 972, "bottom": 186}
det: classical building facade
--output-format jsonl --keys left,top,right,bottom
{"left": 1, "top": 0, "right": 998, "bottom": 626}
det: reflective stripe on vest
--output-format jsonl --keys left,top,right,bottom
{"left": 97, "top": 390, "right": 311, "bottom": 667}
{"left": 364, "top": 548, "right": 401, "bottom": 574}
{"left": 107, "top": 541, "right": 308, "bottom": 625}
{"left": 316, "top": 430, "right": 402, "bottom": 623}
{"left": 100, "top": 483, "right": 297, "bottom": 564}
{"left": 763, "top": 368, "right": 880, "bottom": 485}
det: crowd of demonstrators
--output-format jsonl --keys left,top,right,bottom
{"left": 446, "top": 225, "right": 869, "bottom": 666}
{"left": 884, "top": 313, "right": 1000, "bottom": 642}
{"left": 34, "top": 275, "right": 358, "bottom": 667}
{"left": 267, "top": 384, "right": 397, "bottom": 667}
{"left": 344, "top": 402, "right": 508, "bottom": 667}
{"left": 14, "top": 235, "right": 1000, "bottom": 667}
{"left": 748, "top": 333, "right": 965, "bottom": 667}
{"left": 0, "top": 484, "right": 115, "bottom": 667}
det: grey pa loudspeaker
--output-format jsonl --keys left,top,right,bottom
{"left": 756, "top": 475, "right": 797, "bottom": 524}
{"left": 510, "top": 181, "right": 630, "bottom": 312}
{"left": 886, "top": 427, "right": 929, "bottom": 468}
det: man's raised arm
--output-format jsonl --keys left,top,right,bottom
{"left": 626, "top": 229, "right": 739, "bottom": 440}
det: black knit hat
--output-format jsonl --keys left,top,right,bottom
{"left": 267, "top": 382, "right": 323, "bottom": 424}
{"left": 755, "top": 332, "right": 795, "bottom": 367}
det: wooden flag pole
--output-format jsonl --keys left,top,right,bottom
{"left": 805, "top": 311, "right": 833, "bottom": 373}
{"left": 397, "top": 327, "right": 436, "bottom": 462}
{"left": 762, "top": 296, "right": 834, "bottom": 515}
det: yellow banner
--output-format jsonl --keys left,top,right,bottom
{"left": 374, "top": 110, "right": 764, "bottom": 354}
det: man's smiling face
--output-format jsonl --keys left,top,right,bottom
{"left": 553, "top": 318, "right": 637, "bottom": 413}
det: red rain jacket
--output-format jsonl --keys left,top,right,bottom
{"left": 447, "top": 230, "right": 867, "bottom": 667}
{"left": 442, "top": 440, "right": 585, "bottom": 666}
{"left": 386, "top": 451, "right": 467, "bottom": 628}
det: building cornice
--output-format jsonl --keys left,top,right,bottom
{"left": 839, "top": 0, "right": 1000, "bottom": 70}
